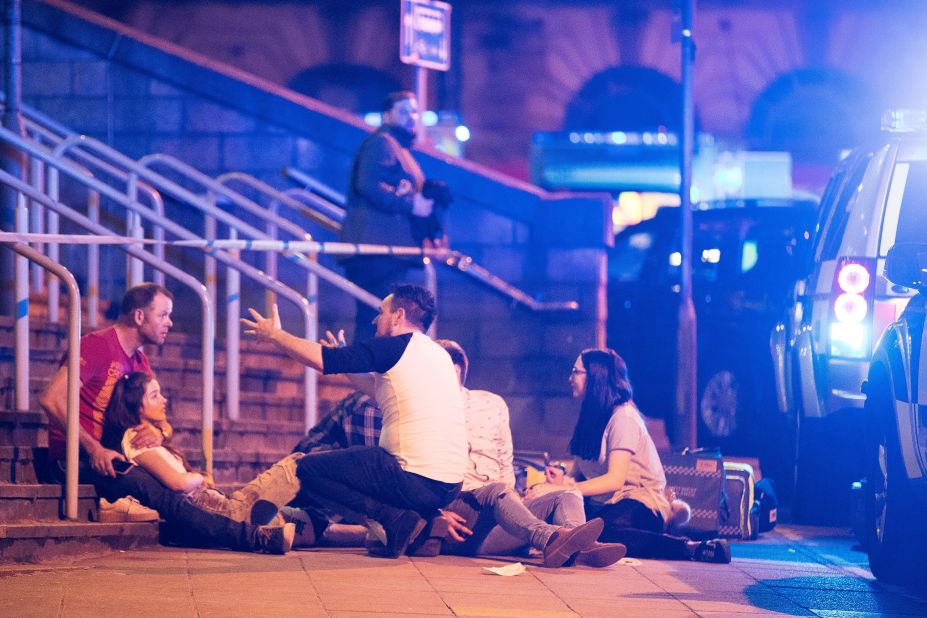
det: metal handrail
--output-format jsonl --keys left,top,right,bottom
{"left": 2, "top": 129, "right": 342, "bottom": 428}
{"left": 217, "top": 172, "right": 341, "bottom": 232}
{"left": 19, "top": 118, "right": 169, "bottom": 322}
{"left": 278, "top": 187, "right": 346, "bottom": 228}
{"left": 1, "top": 241, "right": 81, "bottom": 520}
{"left": 0, "top": 127, "right": 323, "bottom": 429}
{"left": 281, "top": 169, "right": 580, "bottom": 312}
{"left": 0, "top": 165, "right": 218, "bottom": 474}
{"left": 284, "top": 166, "right": 346, "bottom": 205}
{"left": 46, "top": 134, "right": 168, "bottom": 287}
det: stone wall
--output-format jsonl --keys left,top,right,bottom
{"left": 8, "top": 0, "right": 613, "bottom": 455}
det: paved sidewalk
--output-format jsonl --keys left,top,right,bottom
{"left": 2, "top": 524, "right": 926, "bottom": 617}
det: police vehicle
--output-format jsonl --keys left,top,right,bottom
{"left": 781, "top": 110, "right": 927, "bottom": 521}
{"left": 862, "top": 242, "right": 927, "bottom": 584}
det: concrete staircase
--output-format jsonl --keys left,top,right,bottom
{"left": 0, "top": 311, "right": 351, "bottom": 562}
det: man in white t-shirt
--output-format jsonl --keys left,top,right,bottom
{"left": 243, "top": 284, "right": 467, "bottom": 558}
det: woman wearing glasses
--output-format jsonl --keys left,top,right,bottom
{"left": 544, "top": 348, "right": 731, "bottom": 563}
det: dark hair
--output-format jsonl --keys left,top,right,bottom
{"left": 120, "top": 283, "right": 172, "bottom": 317}
{"left": 381, "top": 91, "right": 415, "bottom": 113}
{"left": 389, "top": 284, "right": 435, "bottom": 331}
{"left": 568, "top": 348, "right": 635, "bottom": 461}
{"left": 435, "top": 339, "right": 469, "bottom": 385}
{"left": 101, "top": 371, "right": 151, "bottom": 451}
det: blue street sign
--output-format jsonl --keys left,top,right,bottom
{"left": 400, "top": 0, "right": 452, "bottom": 72}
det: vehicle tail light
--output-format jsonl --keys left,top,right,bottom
{"left": 829, "top": 258, "right": 875, "bottom": 359}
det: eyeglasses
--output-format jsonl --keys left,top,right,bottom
{"left": 570, "top": 367, "right": 587, "bottom": 376}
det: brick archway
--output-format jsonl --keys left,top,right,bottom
{"left": 747, "top": 68, "right": 880, "bottom": 165}
{"left": 563, "top": 65, "right": 690, "bottom": 132}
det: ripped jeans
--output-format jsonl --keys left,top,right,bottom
{"left": 443, "top": 482, "right": 586, "bottom": 556}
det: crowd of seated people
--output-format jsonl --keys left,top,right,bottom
{"left": 40, "top": 280, "right": 730, "bottom": 566}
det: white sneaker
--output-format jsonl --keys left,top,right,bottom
{"left": 278, "top": 506, "right": 316, "bottom": 548}
{"left": 98, "top": 496, "right": 160, "bottom": 522}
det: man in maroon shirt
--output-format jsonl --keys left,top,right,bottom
{"left": 40, "top": 283, "right": 174, "bottom": 479}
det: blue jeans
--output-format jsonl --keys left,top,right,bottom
{"left": 442, "top": 484, "right": 585, "bottom": 556}
{"left": 64, "top": 461, "right": 266, "bottom": 551}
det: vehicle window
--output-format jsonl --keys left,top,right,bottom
{"left": 660, "top": 220, "right": 731, "bottom": 286}
{"left": 880, "top": 160, "right": 927, "bottom": 254}
{"left": 817, "top": 153, "right": 872, "bottom": 261}
{"left": 740, "top": 217, "right": 810, "bottom": 307}
{"left": 609, "top": 230, "right": 655, "bottom": 282}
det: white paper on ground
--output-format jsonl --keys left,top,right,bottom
{"left": 482, "top": 562, "right": 527, "bottom": 576}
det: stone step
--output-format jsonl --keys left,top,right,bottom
{"left": 0, "top": 483, "right": 100, "bottom": 522}
{"left": 0, "top": 520, "right": 160, "bottom": 563}
{"left": 168, "top": 417, "right": 306, "bottom": 454}
{"left": 0, "top": 445, "right": 42, "bottom": 484}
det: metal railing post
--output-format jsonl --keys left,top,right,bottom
{"left": 204, "top": 194, "right": 217, "bottom": 313}
{"left": 424, "top": 258, "right": 437, "bottom": 337}
{"left": 87, "top": 191, "right": 100, "bottom": 329}
{"left": 44, "top": 165, "right": 60, "bottom": 324}
{"left": 4, "top": 242, "right": 81, "bottom": 519}
{"left": 126, "top": 173, "right": 144, "bottom": 286}
{"left": 225, "top": 227, "right": 240, "bottom": 423}
{"left": 305, "top": 265, "right": 318, "bottom": 431}
{"left": 14, "top": 192, "right": 29, "bottom": 411}
{"left": 28, "top": 156, "right": 44, "bottom": 293}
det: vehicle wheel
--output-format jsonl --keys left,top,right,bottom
{"left": 863, "top": 366, "right": 919, "bottom": 584}
{"left": 699, "top": 369, "right": 741, "bottom": 440}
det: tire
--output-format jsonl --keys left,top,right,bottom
{"left": 699, "top": 368, "right": 742, "bottom": 440}
{"left": 698, "top": 363, "right": 765, "bottom": 457}
{"left": 864, "top": 366, "right": 920, "bottom": 584}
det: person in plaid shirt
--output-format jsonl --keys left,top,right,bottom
{"left": 292, "top": 391, "right": 381, "bottom": 455}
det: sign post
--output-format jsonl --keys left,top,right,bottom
{"left": 400, "top": 0, "right": 451, "bottom": 144}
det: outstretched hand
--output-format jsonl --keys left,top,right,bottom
{"left": 241, "top": 303, "right": 282, "bottom": 342}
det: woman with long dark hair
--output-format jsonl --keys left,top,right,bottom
{"left": 102, "top": 371, "right": 302, "bottom": 553}
{"left": 545, "top": 348, "right": 731, "bottom": 563}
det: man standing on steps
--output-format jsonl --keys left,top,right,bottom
{"left": 243, "top": 283, "right": 465, "bottom": 558}
{"left": 341, "top": 91, "right": 447, "bottom": 341}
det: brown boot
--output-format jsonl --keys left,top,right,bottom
{"left": 542, "top": 518, "right": 604, "bottom": 568}
{"left": 574, "top": 542, "right": 628, "bottom": 567}
{"left": 229, "top": 453, "right": 304, "bottom": 524}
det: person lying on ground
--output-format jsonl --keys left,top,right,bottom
{"left": 101, "top": 371, "right": 298, "bottom": 554}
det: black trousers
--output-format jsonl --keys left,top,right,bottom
{"left": 588, "top": 498, "right": 690, "bottom": 560}
{"left": 57, "top": 460, "right": 261, "bottom": 551}
{"left": 294, "top": 445, "right": 460, "bottom": 524}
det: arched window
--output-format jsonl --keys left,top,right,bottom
{"left": 563, "top": 66, "right": 689, "bottom": 132}
{"left": 747, "top": 69, "right": 879, "bottom": 164}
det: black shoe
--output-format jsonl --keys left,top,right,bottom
{"left": 542, "top": 518, "right": 604, "bottom": 568}
{"left": 372, "top": 510, "right": 426, "bottom": 559}
{"left": 250, "top": 499, "right": 281, "bottom": 526}
{"left": 574, "top": 541, "right": 628, "bottom": 568}
{"left": 694, "top": 538, "right": 732, "bottom": 564}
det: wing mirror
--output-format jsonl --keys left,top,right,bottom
{"left": 885, "top": 243, "right": 927, "bottom": 291}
